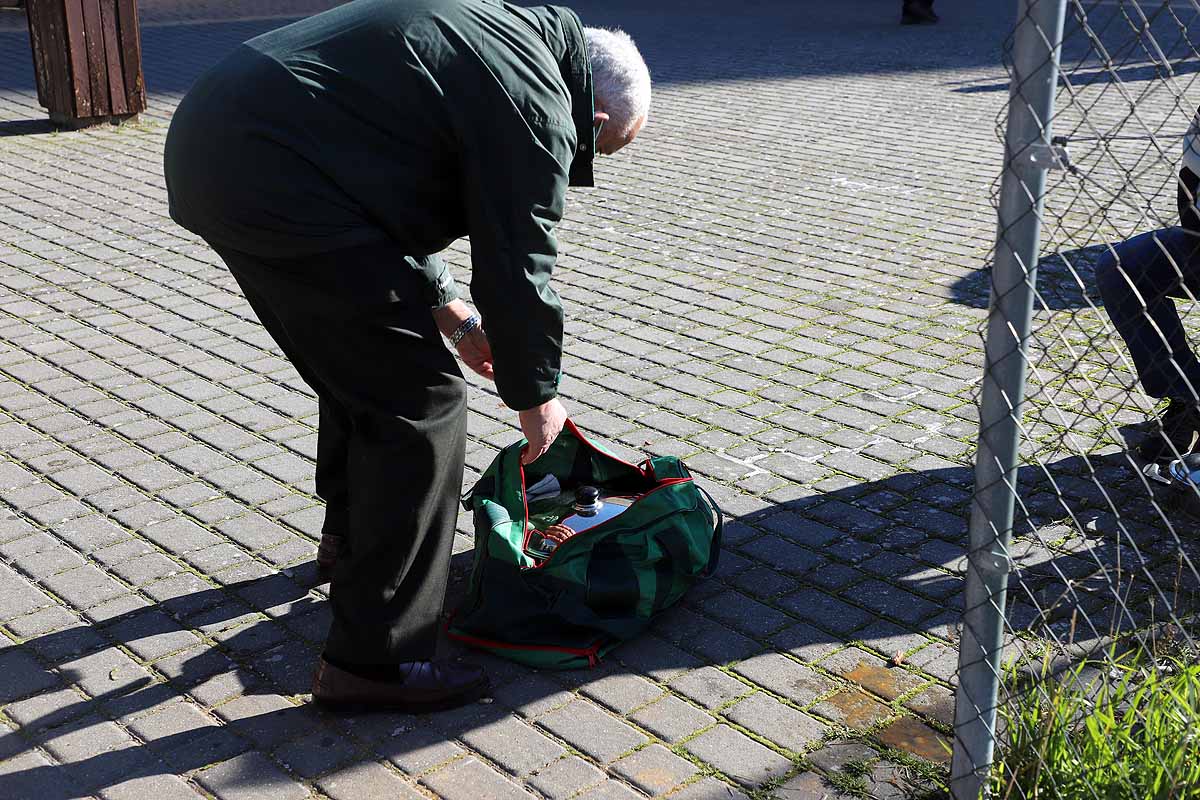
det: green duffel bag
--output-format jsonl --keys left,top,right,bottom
{"left": 449, "top": 419, "right": 722, "bottom": 669}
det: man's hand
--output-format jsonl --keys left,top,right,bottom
{"left": 455, "top": 328, "right": 494, "bottom": 380}
{"left": 519, "top": 398, "right": 567, "bottom": 464}
{"left": 433, "top": 300, "right": 494, "bottom": 380}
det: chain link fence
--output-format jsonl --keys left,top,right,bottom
{"left": 952, "top": 1, "right": 1200, "bottom": 798}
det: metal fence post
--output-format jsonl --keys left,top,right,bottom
{"left": 951, "top": 1, "right": 1068, "bottom": 798}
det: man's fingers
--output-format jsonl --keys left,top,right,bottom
{"left": 521, "top": 436, "right": 550, "bottom": 464}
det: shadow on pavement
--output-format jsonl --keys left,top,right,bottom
{"left": 1, "top": 449, "right": 1193, "bottom": 797}
{"left": 949, "top": 242, "right": 1111, "bottom": 311}
{"left": 0, "top": 118, "right": 56, "bottom": 137}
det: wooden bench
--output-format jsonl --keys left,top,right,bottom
{"left": 22, "top": 0, "right": 146, "bottom": 127}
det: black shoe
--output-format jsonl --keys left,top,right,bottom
{"left": 312, "top": 657, "right": 489, "bottom": 712}
{"left": 1137, "top": 399, "right": 1200, "bottom": 462}
{"left": 901, "top": 1, "right": 939, "bottom": 24}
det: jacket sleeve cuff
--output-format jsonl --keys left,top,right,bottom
{"left": 429, "top": 266, "right": 459, "bottom": 308}
{"left": 498, "top": 371, "right": 561, "bottom": 411}
{"left": 412, "top": 254, "right": 459, "bottom": 308}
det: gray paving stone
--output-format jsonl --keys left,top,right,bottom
{"left": 732, "top": 653, "right": 836, "bottom": 707}
{"left": 108, "top": 551, "right": 184, "bottom": 587}
{"left": 0, "top": 647, "right": 59, "bottom": 702}
{"left": 841, "top": 580, "right": 940, "bottom": 626}
{"left": 528, "top": 755, "right": 606, "bottom": 800}
{"left": 317, "top": 760, "right": 425, "bottom": 799}
{"left": 776, "top": 590, "right": 871, "bottom": 636}
{"left": 83, "top": 593, "right": 152, "bottom": 624}
{"left": 698, "top": 591, "right": 793, "bottom": 637}
{"left": 212, "top": 693, "right": 311, "bottom": 750}
{"left": 0, "top": 562, "right": 53, "bottom": 620}
{"left": 612, "top": 743, "right": 698, "bottom": 795}
{"left": 540, "top": 700, "right": 648, "bottom": 763}
{"left": 16, "top": 543, "right": 87, "bottom": 579}
{"left": 723, "top": 693, "right": 827, "bottom": 754}
{"left": 100, "top": 773, "right": 208, "bottom": 800}
{"left": 808, "top": 690, "right": 895, "bottom": 732}
{"left": 421, "top": 756, "right": 535, "bottom": 800}
{"left": 628, "top": 694, "right": 715, "bottom": 744}
{"left": 669, "top": 667, "right": 752, "bottom": 710}
{"left": 4, "top": 604, "right": 79, "bottom": 638}
{"left": 142, "top": 517, "right": 222, "bottom": 554}
{"left": 684, "top": 725, "right": 793, "bottom": 789}
{"left": 774, "top": 771, "right": 851, "bottom": 799}
{"left": 379, "top": 725, "right": 465, "bottom": 774}
{"left": 579, "top": 671, "right": 663, "bottom": 715}
{"left": 573, "top": 780, "right": 646, "bottom": 800}
{"left": 459, "top": 714, "right": 565, "bottom": 776}
{"left": 58, "top": 646, "right": 154, "bottom": 699}
{"left": 667, "top": 777, "right": 751, "bottom": 800}
{"left": 105, "top": 609, "right": 201, "bottom": 661}
{"left": 770, "top": 622, "right": 842, "bottom": 664}
{"left": 805, "top": 740, "right": 878, "bottom": 773}
{"left": 196, "top": 751, "right": 309, "bottom": 800}
{"left": 273, "top": 729, "right": 360, "bottom": 780}
{"left": 0, "top": 749, "right": 87, "bottom": 800}
{"left": 128, "top": 700, "right": 249, "bottom": 771}
{"left": 37, "top": 715, "right": 152, "bottom": 791}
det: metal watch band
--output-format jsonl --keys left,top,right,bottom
{"left": 449, "top": 314, "right": 481, "bottom": 347}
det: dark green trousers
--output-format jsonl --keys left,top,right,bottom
{"left": 211, "top": 241, "right": 467, "bottom": 664}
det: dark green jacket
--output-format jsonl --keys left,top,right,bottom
{"left": 164, "top": 0, "right": 596, "bottom": 411}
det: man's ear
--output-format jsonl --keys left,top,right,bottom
{"left": 593, "top": 111, "right": 610, "bottom": 126}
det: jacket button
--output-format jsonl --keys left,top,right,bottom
{"left": 578, "top": 143, "right": 588, "bottom": 153}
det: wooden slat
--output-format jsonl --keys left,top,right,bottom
{"left": 61, "top": 0, "right": 91, "bottom": 117}
{"left": 78, "top": 0, "right": 109, "bottom": 117}
{"left": 114, "top": 0, "right": 144, "bottom": 112}
{"left": 24, "top": 0, "right": 49, "bottom": 106}
{"left": 36, "top": 0, "right": 71, "bottom": 116}
{"left": 98, "top": 0, "right": 127, "bottom": 115}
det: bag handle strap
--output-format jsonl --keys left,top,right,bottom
{"left": 696, "top": 485, "right": 724, "bottom": 578}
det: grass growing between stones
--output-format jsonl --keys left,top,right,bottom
{"left": 991, "top": 649, "right": 1200, "bottom": 800}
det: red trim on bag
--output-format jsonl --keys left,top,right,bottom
{"left": 446, "top": 628, "right": 603, "bottom": 667}
{"left": 562, "top": 418, "right": 645, "bottom": 472}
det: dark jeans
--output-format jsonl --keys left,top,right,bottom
{"left": 1095, "top": 227, "right": 1200, "bottom": 402}
{"left": 211, "top": 241, "right": 467, "bottom": 665}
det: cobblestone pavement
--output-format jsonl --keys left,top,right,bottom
{"left": 0, "top": 1, "right": 1028, "bottom": 798}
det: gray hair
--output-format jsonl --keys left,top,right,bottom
{"left": 584, "top": 27, "right": 651, "bottom": 137}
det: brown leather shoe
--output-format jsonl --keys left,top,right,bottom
{"left": 311, "top": 657, "right": 489, "bottom": 712}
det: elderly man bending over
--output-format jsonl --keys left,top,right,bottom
{"left": 164, "top": 0, "right": 650, "bottom": 711}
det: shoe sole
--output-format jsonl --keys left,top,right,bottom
{"left": 311, "top": 678, "right": 490, "bottom": 714}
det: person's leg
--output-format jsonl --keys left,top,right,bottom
{"left": 314, "top": 397, "right": 351, "bottom": 573}
{"left": 211, "top": 242, "right": 469, "bottom": 666}
{"left": 1096, "top": 227, "right": 1200, "bottom": 459}
{"left": 216, "top": 260, "right": 354, "bottom": 571}
{"left": 1096, "top": 227, "right": 1200, "bottom": 400}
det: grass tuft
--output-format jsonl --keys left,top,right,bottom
{"left": 991, "top": 648, "right": 1200, "bottom": 800}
